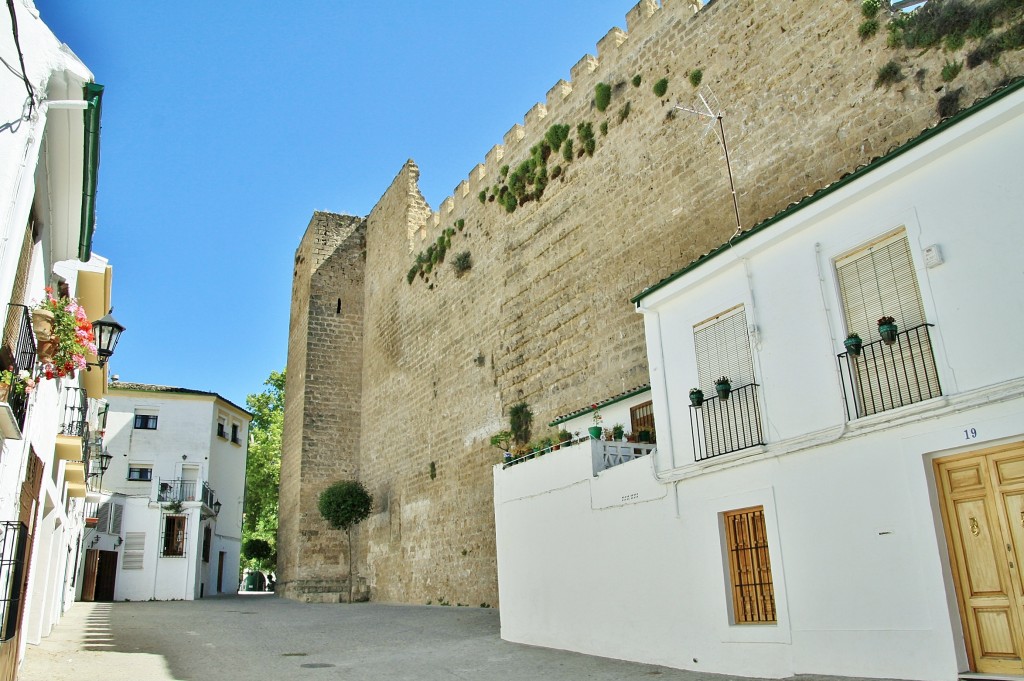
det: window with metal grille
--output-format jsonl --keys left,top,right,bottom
{"left": 123, "top": 532, "right": 145, "bottom": 570}
{"left": 630, "top": 401, "right": 656, "bottom": 441}
{"left": 723, "top": 506, "right": 776, "bottom": 624}
{"left": 0, "top": 521, "right": 28, "bottom": 641}
{"left": 161, "top": 515, "right": 186, "bottom": 557}
{"left": 835, "top": 230, "right": 940, "bottom": 417}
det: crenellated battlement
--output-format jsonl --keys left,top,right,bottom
{"left": 409, "top": 0, "right": 707, "bottom": 245}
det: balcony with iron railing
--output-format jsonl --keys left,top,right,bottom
{"left": 157, "top": 479, "right": 218, "bottom": 513}
{"left": 837, "top": 323, "right": 942, "bottom": 420}
{"left": 688, "top": 383, "right": 764, "bottom": 462}
{"left": 1, "top": 304, "right": 37, "bottom": 434}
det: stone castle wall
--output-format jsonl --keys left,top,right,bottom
{"left": 281, "top": 0, "right": 1024, "bottom": 606}
{"left": 279, "top": 212, "right": 367, "bottom": 602}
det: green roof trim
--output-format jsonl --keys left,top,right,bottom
{"left": 549, "top": 383, "right": 651, "bottom": 427}
{"left": 79, "top": 82, "right": 103, "bottom": 262}
{"left": 631, "top": 76, "right": 1024, "bottom": 305}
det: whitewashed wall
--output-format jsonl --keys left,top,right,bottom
{"left": 494, "top": 85, "right": 1024, "bottom": 680}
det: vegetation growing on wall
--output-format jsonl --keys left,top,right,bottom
{"left": 407, "top": 222, "right": 465, "bottom": 285}
{"left": 688, "top": 69, "right": 703, "bottom": 87}
{"left": 595, "top": 82, "right": 612, "bottom": 112}
{"left": 860, "top": 0, "right": 1024, "bottom": 113}
{"left": 653, "top": 77, "right": 669, "bottom": 97}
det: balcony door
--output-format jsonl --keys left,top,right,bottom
{"left": 181, "top": 465, "right": 199, "bottom": 501}
{"left": 936, "top": 443, "right": 1024, "bottom": 674}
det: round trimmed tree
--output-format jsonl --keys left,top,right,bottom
{"left": 318, "top": 480, "right": 373, "bottom": 603}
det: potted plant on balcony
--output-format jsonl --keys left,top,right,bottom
{"left": 844, "top": 332, "right": 863, "bottom": 356}
{"left": 689, "top": 387, "right": 704, "bottom": 407}
{"left": 877, "top": 316, "right": 898, "bottom": 345}
{"left": 612, "top": 424, "right": 625, "bottom": 441}
{"left": 557, "top": 429, "right": 572, "bottom": 448}
{"left": 588, "top": 404, "right": 603, "bottom": 440}
{"left": 0, "top": 367, "right": 33, "bottom": 404}
{"left": 715, "top": 376, "right": 732, "bottom": 401}
{"left": 33, "top": 288, "right": 96, "bottom": 380}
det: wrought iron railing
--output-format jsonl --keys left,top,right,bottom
{"left": 59, "top": 387, "right": 89, "bottom": 437}
{"left": 201, "top": 481, "right": 215, "bottom": 508}
{"left": 4, "top": 304, "right": 36, "bottom": 429}
{"left": 0, "top": 521, "right": 28, "bottom": 642}
{"left": 158, "top": 479, "right": 197, "bottom": 503}
{"left": 837, "top": 323, "right": 941, "bottom": 420}
{"left": 689, "top": 383, "right": 764, "bottom": 462}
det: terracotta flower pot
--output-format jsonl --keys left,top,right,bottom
{"left": 32, "top": 308, "right": 55, "bottom": 342}
{"left": 37, "top": 337, "right": 59, "bottom": 364}
{"left": 0, "top": 383, "right": 9, "bottom": 404}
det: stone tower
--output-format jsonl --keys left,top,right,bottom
{"left": 278, "top": 211, "right": 367, "bottom": 602}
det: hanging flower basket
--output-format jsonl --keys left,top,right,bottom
{"left": 689, "top": 388, "right": 704, "bottom": 407}
{"left": 32, "top": 288, "right": 96, "bottom": 380}
{"left": 715, "top": 376, "right": 732, "bottom": 401}
{"left": 877, "top": 316, "right": 898, "bottom": 345}
{"left": 844, "top": 333, "right": 863, "bottom": 356}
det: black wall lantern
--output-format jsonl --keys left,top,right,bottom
{"left": 91, "top": 311, "right": 125, "bottom": 364}
{"left": 213, "top": 500, "right": 222, "bottom": 515}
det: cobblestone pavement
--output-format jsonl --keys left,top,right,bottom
{"left": 20, "top": 594, "right": 908, "bottom": 681}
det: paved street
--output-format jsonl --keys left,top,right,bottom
{"left": 21, "top": 594, "right": 903, "bottom": 681}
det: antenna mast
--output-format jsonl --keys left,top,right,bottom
{"left": 675, "top": 86, "right": 742, "bottom": 236}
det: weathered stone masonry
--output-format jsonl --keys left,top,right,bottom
{"left": 279, "top": 0, "right": 1024, "bottom": 604}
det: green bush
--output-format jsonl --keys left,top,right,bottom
{"left": 875, "top": 60, "right": 903, "bottom": 87}
{"left": 631, "top": 74, "right": 642, "bottom": 87}
{"left": 509, "top": 402, "right": 533, "bottom": 445}
{"left": 688, "top": 69, "right": 703, "bottom": 87}
{"left": 318, "top": 480, "right": 373, "bottom": 531}
{"left": 452, "top": 251, "right": 472, "bottom": 276}
{"left": 653, "top": 78, "right": 669, "bottom": 97}
{"left": 941, "top": 59, "right": 963, "bottom": 81}
{"left": 618, "top": 101, "right": 631, "bottom": 123}
{"left": 595, "top": 82, "right": 612, "bottom": 112}
{"left": 859, "top": 19, "right": 879, "bottom": 40}
{"left": 861, "top": 0, "right": 880, "bottom": 19}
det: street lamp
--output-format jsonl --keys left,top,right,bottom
{"left": 88, "top": 450, "right": 113, "bottom": 487}
{"left": 213, "top": 500, "right": 222, "bottom": 515}
{"left": 91, "top": 311, "right": 125, "bottom": 365}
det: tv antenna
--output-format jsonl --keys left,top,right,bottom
{"left": 674, "top": 86, "right": 742, "bottom": 237}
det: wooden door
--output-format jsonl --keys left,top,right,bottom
{"left": 81, "top": 549, "right": 99, "bottom": 602}
{"left": 94, "top": 551, "right": 117, "bottom": 601}
{"left": 936, "top": 443, "right": 1024, "bottom": 674}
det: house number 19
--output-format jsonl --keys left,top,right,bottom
{"left": 964, "top": 427, "right": 978, "bottom": 440}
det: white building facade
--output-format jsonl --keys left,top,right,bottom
{"left": 0, "top": 3, "right": 115, "bottom": 679}
{"left": 80, "top": 384, "right": 251, "bottom": 601}
{"left": 494, "top": 80, "right": 1024, "bottom": 680}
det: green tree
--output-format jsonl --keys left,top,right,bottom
{"left": 318, "top": 480, "right": 373, "bottom": 603}
{"left": 242, "top": 369, "right": 285, "bottom": 572}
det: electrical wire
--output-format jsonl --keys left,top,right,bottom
{"left": 6, "top": 0, "right": 35, "bottom": 118}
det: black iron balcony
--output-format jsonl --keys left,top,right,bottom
{"left": 689, "top": 383, "right": 764, "bottom": 462}
{"left": 837, "top": 323, "right": 942, "bottom": 420}
{"left": 3, "top": 304, "right": 36, "bottom": 429}
{"left": 201, "top": 481, "right": 216, "bottom": 508}
{"left": 59, "top": 387, "right": 89, "bottom": 437}
{"left": 158, "top": 479, "right": 197, "bottom": 503}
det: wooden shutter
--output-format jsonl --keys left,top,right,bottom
{"left": 123, "top": 532, "right": 145, "bottom": 570}
{"left": 836, "top": 230, "right": 925, "bottom": 334}
{"left": 110, "top": 503, "right": 123, "bottom": 535}
{"left": 694, "top": 305, "right": 754, "bottom": 391}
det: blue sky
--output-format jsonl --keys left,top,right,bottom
{"left": 34, "top": 1, "right": 635, "bottom": 407}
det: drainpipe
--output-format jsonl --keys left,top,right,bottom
{"left": 78, "top": 83, "right": 103, "bottom": 262}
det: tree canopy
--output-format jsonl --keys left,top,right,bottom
{"left": 242, "top": 369, "right": 284, "bottom": 571}
{"left": 318, "top": 480, "right": 373, "bottom": 531}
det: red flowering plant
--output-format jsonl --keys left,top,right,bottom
{"left": 34, "top": 287, "right": 96, "bottom": 380}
